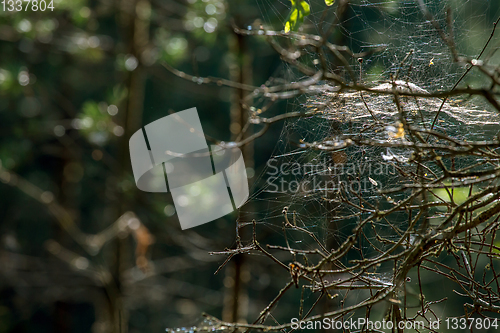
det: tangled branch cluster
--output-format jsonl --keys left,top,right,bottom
{"left": 164, "top": 2, "right": 500, "bottom": 332}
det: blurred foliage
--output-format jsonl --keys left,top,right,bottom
{"left": 0, "top": 0, "right": 283, "bottom": 331}
{"left": 284, "top": 0, "right": 310, "bottom": 33}
{"left": 0, "top": 0, "right": 499, "bottom": 332}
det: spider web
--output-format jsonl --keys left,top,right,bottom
{"left": 243, "top": 0, "right": 500, "bottom": 255}
{"left": 224, "top": 6, "right": 500, "bottom": 326}
{"left": 167, "top": 0, "right": 500, "bottom": 331}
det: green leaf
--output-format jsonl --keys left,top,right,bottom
{"left": 325, "top": 0, "right": 335, "bottom": 6}
{"left": 429, "top": 187, "right": 473, "bottom": 208}
{"left": 284, "top": 0, "right": 310, "bottom": 33}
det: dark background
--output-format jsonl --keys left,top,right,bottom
{"left": 0, "top": 0, "right": 499, "bottom": 332}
